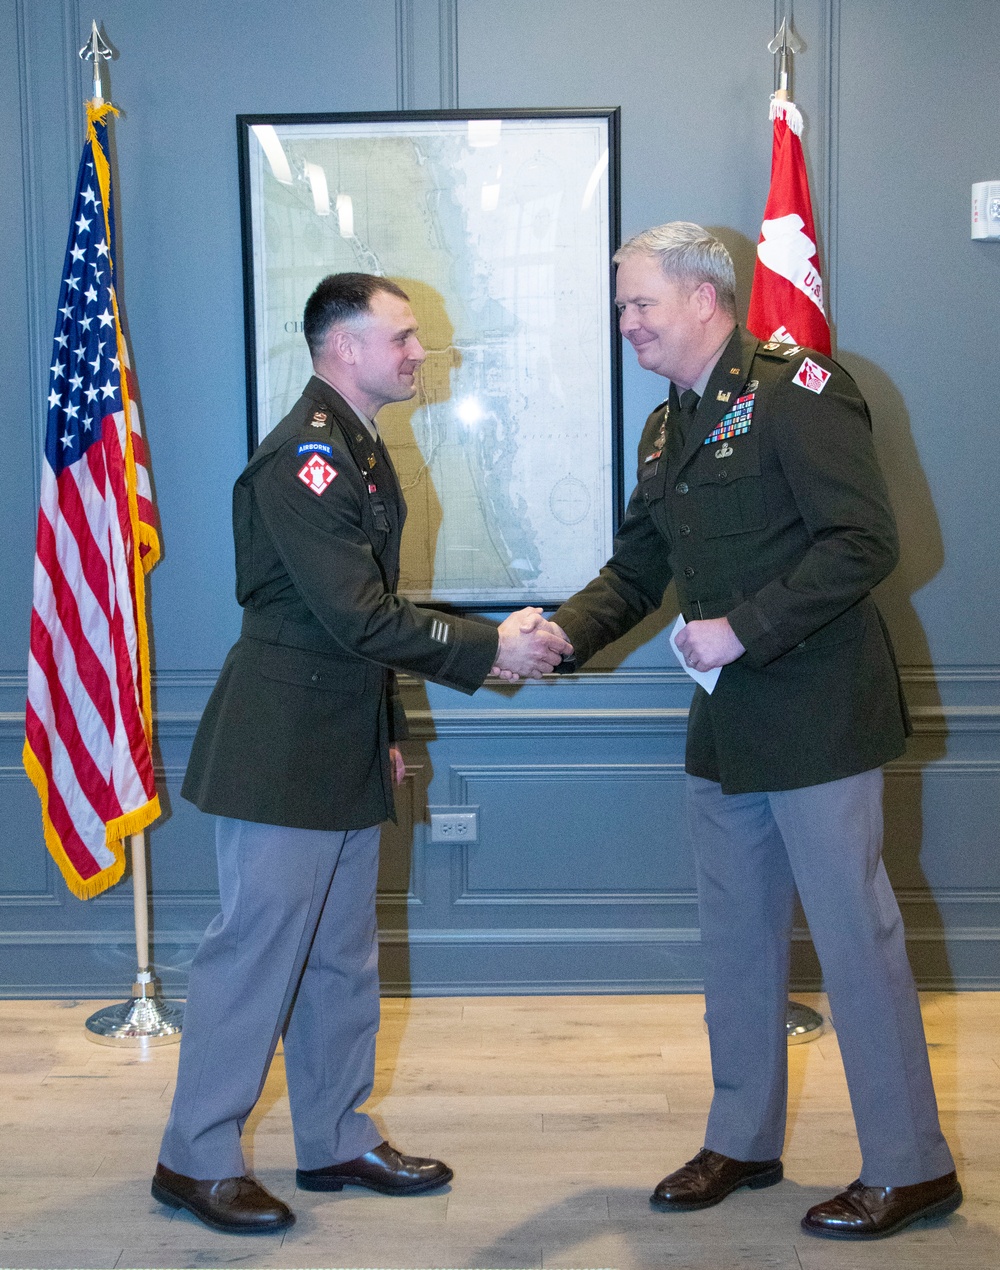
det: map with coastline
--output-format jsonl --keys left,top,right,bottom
{"left": 247, "top": 117, "right": 614, "bottom": 604}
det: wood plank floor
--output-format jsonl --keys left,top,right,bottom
{"left": 0, "top": 992, "right": 997, "bottom": 1269}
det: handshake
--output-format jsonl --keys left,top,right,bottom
{"left": 490, "top": 607, "right": 573, "bottom": 682}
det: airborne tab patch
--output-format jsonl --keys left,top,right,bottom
{"left": 297, "top": 441, "right": 333, "bottom": 456}
{"left": 793, "top": 357, "right": 832, "bottom": 394}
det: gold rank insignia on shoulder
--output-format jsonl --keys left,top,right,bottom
{"left": 763, "top": 340, "right": 780, "bottom": 350}
{"left": 717, "top": 390, "right": 731, "bottom": 403}
{"left": 310, "top": 409, "right": 328, "bottom": 428}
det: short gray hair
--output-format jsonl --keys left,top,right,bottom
{"left": 614, "top": 222, "right": 736, "bottom": 317}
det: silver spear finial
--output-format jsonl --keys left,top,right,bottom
{"left": 768, "top": 17, "right": 805, "bottom": 100}
{"left": 79, "top": 20, "right": 112, "bottom": 104}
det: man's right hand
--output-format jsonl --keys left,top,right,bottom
{"left": 491, "top": 608, "right": 573, "bottom": 681}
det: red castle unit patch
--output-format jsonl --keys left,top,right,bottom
{"left": 297, "top": 453, "right": 338, "bottom": 495}
{"left": 793, "top": 357, "right": 832, "bottom": 394}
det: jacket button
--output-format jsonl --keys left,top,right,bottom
{"left": 717, "top": 469, "right": 728, "bottom": 480}
{"left": 683, "top": 566, "right": 696, "bottom": 579}
{"left": 675, "top": 481, "right": 689, "bottom": 495}
{"left": 311, "top": 672, "right": 320, "bottom": 682}
{"left": 679, "top": 523, "right": 691, "bottom": 535}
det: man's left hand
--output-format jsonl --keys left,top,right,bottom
{"left": 674, "top": 618, "right": 745, "bottom": 672}
{"left": 389, "top": 746, "right": 406, "bottom": 786}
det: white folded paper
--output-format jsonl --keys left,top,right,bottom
{"left": 669, "top": 613, "right": 721, "bottom": 695}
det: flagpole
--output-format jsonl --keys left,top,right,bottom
{"left": 761, "top": 17, "right": 826, "bottom": 1046}
{"left": 70, "top": 23, "right": 182, "bottom": 1047}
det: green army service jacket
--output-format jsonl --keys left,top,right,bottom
{"left": 553, "top": 327, "right": 910, "bottom": 794}
{"left": 182, "top": 377, "right": 500, "bottom": 831}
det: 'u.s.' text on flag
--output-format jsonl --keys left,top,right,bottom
{"left": 23, "top": 101, "right": 161, "bottom": 900}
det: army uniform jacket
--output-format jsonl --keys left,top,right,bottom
{"left": 182, "top": 377, "right": 499, "bottom": 830}
{"left": 553, "top": 327, "right": 910, "bottom": 794}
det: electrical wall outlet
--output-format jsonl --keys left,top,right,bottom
{"left": 429, "top": 809, "right": 479, "bottom": 843}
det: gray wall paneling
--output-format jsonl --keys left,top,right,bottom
{"left": 2, "top": 0, "right": 998, "bottom": 996}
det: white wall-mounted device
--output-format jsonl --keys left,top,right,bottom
{"left": 972, "top": 182, "right": 1000, "bottom": 240}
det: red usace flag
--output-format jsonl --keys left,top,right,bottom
{"left": 23, "top": 102, "right": 161, "bottom": 900}
{"left": 747, "top": 99, "right": 832, "bottom": 356}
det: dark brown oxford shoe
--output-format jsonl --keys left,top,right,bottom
{"left": 151, "top": 1162, "right": 294, "bottom": 1234}
{"left": 296, "top": 1140, "right": 453, "bottom": 1195}
{"left": 801, "top": 1171, "right": 962, "bottom": 1239}
{"left": 650, "top": 1148, "right": 784, "bottom": 1211}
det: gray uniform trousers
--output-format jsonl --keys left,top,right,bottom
{"left": 688, "top": 768, "right": 954, "bottom": 1188}
{"left": 158, "top": 816, "right": 385, "bottom": 1180}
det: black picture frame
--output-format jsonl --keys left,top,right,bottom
{"left": 237, "top": 108, "right": 622, "bottom": 608}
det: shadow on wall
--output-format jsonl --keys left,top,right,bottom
{"left": 379, "top": 276, "right": 451, "bottom": 599}
{"left": 374, "top": 276, "right": 453, "bottom": 997}
{"left": 839, "top": 348, "right": 951, "bottom": 987}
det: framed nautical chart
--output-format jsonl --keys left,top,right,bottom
{"left": 238, "top": 109, "right": 622, "bottom": 606}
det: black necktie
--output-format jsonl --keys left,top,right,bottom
{"left": 668, "top": 387, "right": 700, "bottom": 462}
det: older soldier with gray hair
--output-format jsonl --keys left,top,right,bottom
{"left": 550, "top": 222, "right": 960, "bottom": 1240}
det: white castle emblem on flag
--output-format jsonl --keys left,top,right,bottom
{"left": 757, "top": 213, "right": 826, "bottom": 314}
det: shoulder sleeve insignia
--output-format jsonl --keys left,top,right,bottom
{"left": 297, "top": 453, "right": 338, "bottom": 494}
{"left": 792, "top": 357, "right": 832, "bottom": 394}
{"left": 297, "top": 441, "right": 333, "bottom": 456}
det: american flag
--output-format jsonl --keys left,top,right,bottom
{"left": 22, "top": 102, "right": 161, "bottom": 900}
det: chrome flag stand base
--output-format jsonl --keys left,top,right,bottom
{"left": 85, "top": 970, "right": 183, "bottom": 1046}
{"left": 84, "top": 833, "right": 183, "bottom": 1046}
{"left": 786, "top": 1000, "right": 824, "bottom": 1044}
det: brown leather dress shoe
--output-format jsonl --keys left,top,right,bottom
{"left": 650, "top": 1148, "right": 783, "bottom": 1211}
{"left": 151, "top": 1162, "right": 294, "bottom": 1234}
{"left": 296, "top": 1141, "right": 453, "bottom": 1195}
{"left": 801, "top": 1171, "right": 962, "bottom": 1239}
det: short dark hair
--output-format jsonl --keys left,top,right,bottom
{"left": 303, "top": 273, "right": 410, "bottom": 356}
